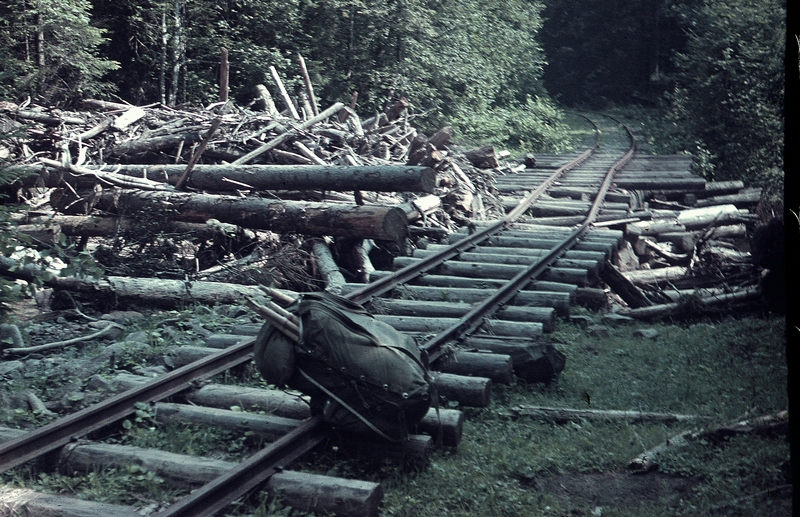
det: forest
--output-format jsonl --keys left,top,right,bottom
{"left": 0, "top": 0, "right": 787, "bottom": 189}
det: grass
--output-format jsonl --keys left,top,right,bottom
{"left": 291, "top": 311, "right": 790, "bottom": 517}
{"left": 1, "top": 310, "right": 789, "bottom": 516}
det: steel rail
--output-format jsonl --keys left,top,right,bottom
{"left": 348, "top": 130, "right": 600, "bottom": 306}
{"left": 0, "top": 117, "right": 617, "bottom": 516}
{"left": 152, "top": 416, "right": 327, "bottom": 517}
{"left": 0, "top": 337, "right": 256, "bottom": 473}
{"left": 423, "top": 118, "right": 635, "bottom": 362}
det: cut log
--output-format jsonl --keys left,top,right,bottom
{"left": 342, "top": 281, "right": 573, "bottom": 317}
{"left": 155, "top": 402, "right": 301, "bottom": 442}
{"left": 375, "top": 314, "right": 543, "bottom": 338}
{"left": 622, "top": 266, "right": 689, "bottom": 287}
{"left": 28, "top": 163, "right": 437, "bottom": 193}
{"left": 110, "top": 131, "right": 202, "bottom": 157}
{"left": 95, "top": 189, "right": 409, "bottom": 242}
{"left": 373, "top": 298, "right": 557, "bottom": 333}
{"left": 391, "top": 257, "right": 589, "bottom": 285}
{"left": 464, "top": 145, "right": 500, "bottom": 169}
{"left": 437, "top": 350, "right": 514, "bottom": 384}
{"left": 618, "top": 286, "right": 761, "bottom": 320}
{"left": 432, "top": 373, "right": 491, "bottom": 407}
{"left": 459, "top": 336, "right": 566, "bottom": 384}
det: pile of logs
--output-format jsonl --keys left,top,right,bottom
{"left": 600, "top": 163, "right": 775, "bottom": 318}
{"left": 0, "top": 56, "right": 505, "bottom": 291}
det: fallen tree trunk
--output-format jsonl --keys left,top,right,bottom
{"left": 511, "top": 406, "right": 712, "bottom": 424}
{"left": 617, "top": 286, "right": 761, "bottom": 320}
{"left": 0, "top": 255, "right": 291, "bottom": 308}
{"left": 90, "top": 164, "right": 436, "bottom": 193}
{"left": 95, "top": 189, "right": 408, "bottom": 242}
{"left": 628, "top": 411, "right": 789, "bottom": 472}
{"left": 14, "top": 163, "right": 436, "bottom": 193}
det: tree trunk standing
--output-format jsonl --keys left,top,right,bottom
{"left": 159, "top": 7, "right": 168, "bottom": 105}
{"left": 95, "top": 189, "right": 409, "bottom": 242}
{"left": 168, "top": 0, "right": 185, "bottom": 106}
{"left": 219, "top": 47, "right": 229, "bottom": 102}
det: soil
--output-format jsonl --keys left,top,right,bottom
{"left": 528, "top": 469, "right": 698, "bottom": 511}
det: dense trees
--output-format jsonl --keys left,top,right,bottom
{"left": 0, "top": 0, "right": 118, "bottom": 105}
{"left": 664, "top": 0, "right": 785, "bottom": 186}
{"left": 0, "top": 0, "right": 787, "bottom": 184}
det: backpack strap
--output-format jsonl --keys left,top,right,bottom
{"left": 297, "top": 367, "right": 401, "bottom": 443}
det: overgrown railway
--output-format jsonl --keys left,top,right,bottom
{"left": 1, "top": 115, "right": 704, "bottom": 516}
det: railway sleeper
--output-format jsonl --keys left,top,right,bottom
{"left": 341, "top": 281, "right": 573, "bottom": 317}
{"left": 391, "top": 257, "right": 592, "bottom": 286}
{"left": 110, "top": 373, "right": 464, "bottom": 446}
{"left": 0, "top": 426, "right": 383, "bottom": 517}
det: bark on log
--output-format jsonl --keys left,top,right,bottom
{"left": 155, "top": 402, "right": 301, "bottom": 442}
{"left": 375, "top": 314, "right": 543, "bottom": 339}
{"left": 110, "top": 131, "right": 202, "bottom": 157}
{"left": 265, "top": 470, "right": 383, "bottom": 517}
{"left": 172, "top": 380, "right": 464, "bottom": 446}
{"left": 335, "top": 434, "right": 432, "bottom": 470}
{"left": 311, "top": 238, "right": 346, "bottom": 294}
{"left": 370, "top": 270, "right": 578, "bottom": 296}
{"left": 32, "top": 427, "right": 382, "bottom": 517}
{"left": 459, "top": 336, "right": 566, "bottom": 384}
{"left": 28, "top": 163, "right": 437, "bottom": 193}
{"left": 95, "top": 189, "right": 408, "bottom": 242}
{"left": 391, "top": 257, "right": 589, "bottom": 286}
{"left": 342, "top": 281, "right": 573, "bottom": 316}
{"left": 437, "top": 350, "right": 514, "bottom": 383}
{"left": 184, "top": 384, "right": 312, "bottom": 421}
{"left": 617, "top": 286, "right": 761, "bottom": 320}
{"left": 432, "top": 373, "right": 491, "bottom": 407}
{"left": 373, "top": 298, "right": 557, "bottom": 333}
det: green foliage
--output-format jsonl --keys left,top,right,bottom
{"left": 663, "top": 0, "right": 785, "bottom": 186}
{"left": 449, "top": 96, "right": 573, "bottom": 153}
{"left": 0, "top": 0, "right": 119, "bottom": 105}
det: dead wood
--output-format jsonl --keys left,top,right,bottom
{"left": 511, "top": 405, "right": 712, "bottom": 424}
{"left": 94, "top": 188, "right": 409, "bottom": 242}
{"left": 628, "top": 410, "right": 788, "bottom": 472}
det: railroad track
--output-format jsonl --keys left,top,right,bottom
{"left": 1, "top": 115, "right": 669, "bottom": 516}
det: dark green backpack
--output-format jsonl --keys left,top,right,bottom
{"left": 254, "top": 292, "right": 433, "bottom": 442}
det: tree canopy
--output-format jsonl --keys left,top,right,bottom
{"left": 0, "top": 0, "right": 787, "bottom": 184}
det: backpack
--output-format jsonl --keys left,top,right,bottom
{"left": 254, "top": 292, "right": 433, "bottom": 442}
